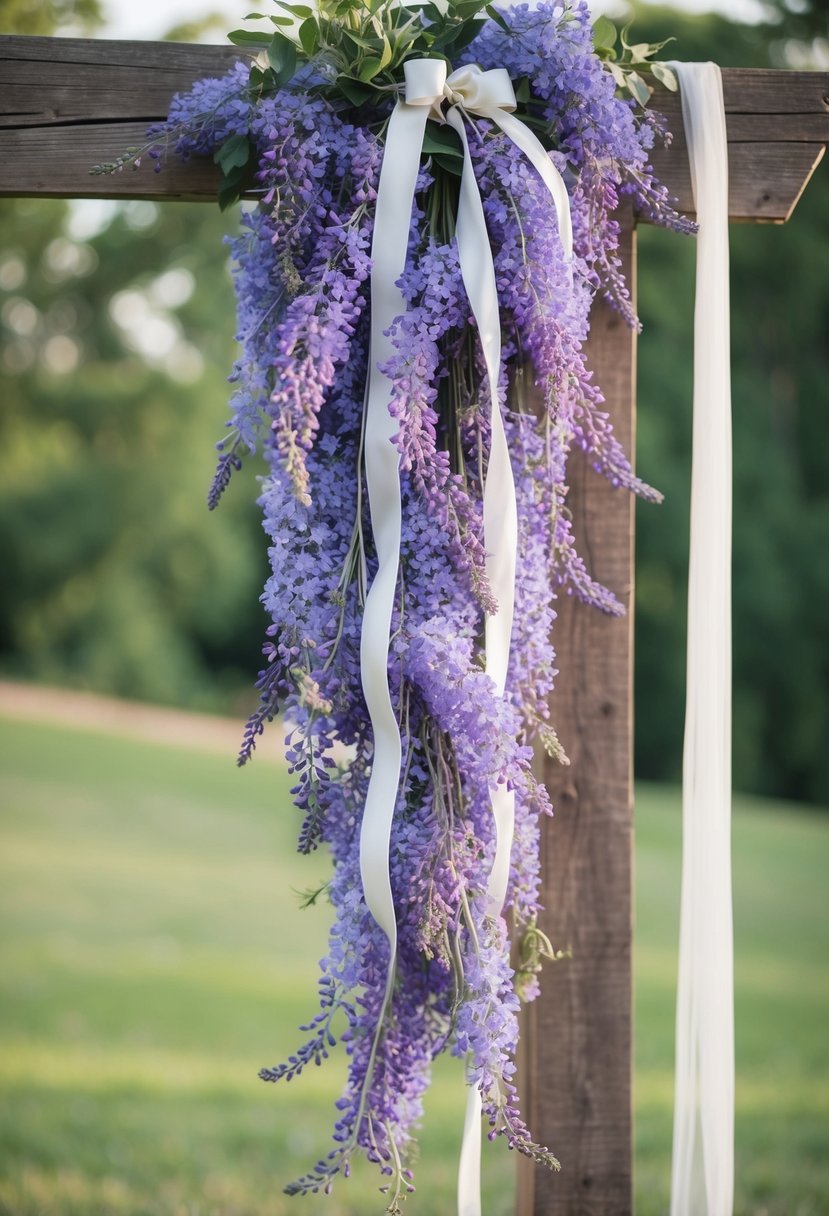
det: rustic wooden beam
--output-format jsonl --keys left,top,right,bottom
{"left": 650, "top": 71, "right": 829, "bottom": 222}
{"left": 0, "top": 35, "right": 827, "bottom": 220}
{"left": 517, "top": 210, "right": 637, "bottom": 1216}
{"left": 0, "top": 35, "right": 241, "bottom": 124}
{"left": 0, "top": 37, "right": 243, "bottom": 202}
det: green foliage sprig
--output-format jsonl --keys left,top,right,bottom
{"left": 92, "top": 1, "right": 679, "bottom": 214}
{"left": 232, "top": 0, "right": 513, "bottom": 107}
{"left": 514, "top": 918, "right": 571, "bottom": 1002}
{"left": 210, "top": 1, "right": 681, "bottom": 204}
{"left": 592, "top": 15, "right": 678, "bottom": 105}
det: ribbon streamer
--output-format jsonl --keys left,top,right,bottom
{"left": 669, "top": 61, "right": 734, "bottom": 1216}
{"left": 444, "top": 92, "right": 518, "bottom": 1216}
{"left": 359, "top": 58, "right": 572, "bottom": 1216}
{"left": 360, "top": 75, "right": 434, "bottom": 993}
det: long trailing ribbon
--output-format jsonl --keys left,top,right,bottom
{"left": 358, "top": 65, "right": 433, "bottom": 1034}
{"left": 359, "top": 57, "right": 572, "bottom": 1216}
{"left": 669, "top": 61, "right": 734, "bottom": 1216}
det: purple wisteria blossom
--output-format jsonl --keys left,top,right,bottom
{"left": 150, "top": 2, "right": 688, "bottom": 1204}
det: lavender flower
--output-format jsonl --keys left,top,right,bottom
{"left": 152, "top": 3, "right": 688, "bottom": 1201}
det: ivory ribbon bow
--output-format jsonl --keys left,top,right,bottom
{"left": 359, "top": 58, "right": 572, "bottom": 1216}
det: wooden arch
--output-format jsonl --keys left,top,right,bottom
{"left": 2, "top": 34, "right": 827, "bottom": 1214}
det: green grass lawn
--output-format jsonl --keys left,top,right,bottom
{"left": 0, "top": 715, "right": 827, "bottom": 1215}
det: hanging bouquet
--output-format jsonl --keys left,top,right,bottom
{"left": 104, "top": 1, "right": 693, "bottom": 1208}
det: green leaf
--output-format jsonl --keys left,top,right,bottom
{"left": 592, "top": 15, "right": 616, "bottom": 51}
{"left": 357, "top": 56, "right": 383, "bottom": 82}
{"left": 269, "top": 14, "right": 297, "bottom": 25}
{"left": 268, "top": 31, "right": 297, "bottom": 85}
{"left": 343, "top": 29, "right": 383, "bottom": 50}
{"left": 213, "top": 134, "right": 251, "bottom": 174}
{"left": 298, "top": 16, "right": 318, "bottom": 56}
{"left": 422, "top": 126, "right": 463, "bottom": 159}
{"left": 648, "top": 36, "right": 677, "bottom": 55}
{"left": 244, "top": 11, "right": 266, "bottom": 18}
{"left": 455, "top": 0, "right": 487, "bottom": 19}
{"left": 218, "top": 181, "right": 243, "bottom": 211}
{"left": 608, "top": 61, "right": 626, "bottom": 88}
{"left": 248, "top": 53, "right": 280, "bottom": 93}
{"left": 392, "top": 22, "right": 421, "bottom": 52}
{"left": 377, "top": 33, "right": 393, "bottom": 71}
{"left": 437, "top": 17, "right": 486, "bottom": 55}
{"left": 228, "top": 28, "right": 270, "bottom": 45}
{"left": 432, "top": 152, "right": 463, "bottom": 176}
{"left": 272, "top": 0, "right": 311, "bottom": 13}
{"left": 419, "top": 3, "right": 445, "bottom": 18}
{"left": 515, "top": 75, "right": 531, "bottom": 104}
{"left": 485, "top": 4, "right": 510, "bottom": 33}
{"left": 249, "top": 55, "right": 280, "bottom": 91}
{"left": 216, "top": 162, "right": 248, "bottom": 211}
{"left": 625, "top": 70, "right": 652, "bottom": 106}
{"left": 335, "top": 74, "right": 375, "bottom": 106}
{"left": 651, "top": 61, "right": 679, "bottom": 91}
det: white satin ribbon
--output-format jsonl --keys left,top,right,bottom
{"left": 358, "top": 59, "right": 572, "bottom": 1216}
{"left": 669, "top": 61, "right": 734, "bottom": 1216}
{"left": 359, "top": 77, "right": 434, "bottom": 991}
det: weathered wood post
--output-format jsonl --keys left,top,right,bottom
{"left": 516, "top": 209, "right": 639, "bottom": 1216}
{"left": 1, "top": 36, "right": 827, "bottom": 1214}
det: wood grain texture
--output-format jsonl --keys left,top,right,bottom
{"left": 516, "top": 213, "right": 637, "bottom": 1216}
{"left": 0, "top": 36, "right": 243, "bottom": 126}
{"left": 651, "top": 139, "right": 825, "bottom": 223}
{"left": 0, "top": 121, "right": 227, "bottom": 200}
{"left": 0, "top": 36, "right": 249, "bottom": 201}
{"left": 0, "top": 37, "right": 826, "bottom": 220}
{"left": 650, "top": 73, "right": 828, "bottom": 221}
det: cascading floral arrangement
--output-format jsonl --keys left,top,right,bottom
{"left": 109, "top": 1, "right": 693, "bottom": 1208}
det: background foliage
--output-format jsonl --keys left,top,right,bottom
{"left": 0, "top": 0, "right": 826, "bottom": 802}
{"left": 0, "top": 192, "right": 272, "bottom": 710}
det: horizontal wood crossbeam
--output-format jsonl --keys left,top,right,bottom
{"left": 0, "top": 35, "right": 827, "bottom": 221}
{"left": 650, "top": 73, "right": 829, "bottom": 221}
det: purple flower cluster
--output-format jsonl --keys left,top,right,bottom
{"left": 153, "top": 3, "right": 687, "bottom": 1204}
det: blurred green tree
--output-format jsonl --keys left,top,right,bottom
{"left": 631, "top": 5, "right": 829, "bottom": 803}
{"left": 0, "top": 0, "right": 269, "bottom": 714}
{"left": 0, "top": 0, "right": 101, "bottom": 36}
{"left": 0, "top": 196, "right": 268, "bottom": 710}
{"left": 757, "top": 0, "right": 829, "bottom": 46}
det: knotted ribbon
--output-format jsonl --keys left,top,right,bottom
{"left": 359, "top": 58, "right": 572, "bottom": 1216}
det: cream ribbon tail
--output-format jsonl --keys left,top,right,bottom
{"left": 668, "top": 60, "right": 734, "bottom": 1216}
